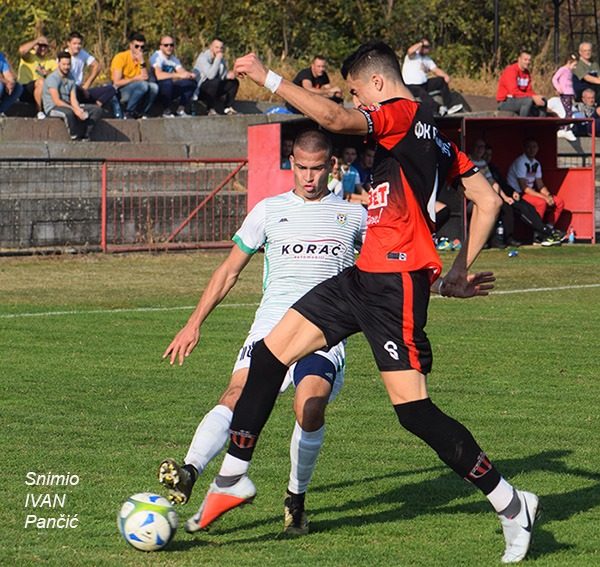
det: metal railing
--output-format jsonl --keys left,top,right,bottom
{"left": 101, "top": 159, "right": 247, "bottom": 252}
{"left": 0, "top": 158, "right": 248, "bottom": 253}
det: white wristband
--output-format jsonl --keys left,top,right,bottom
{"left": 264, "top": 70, "right": 282, "bottom": 93}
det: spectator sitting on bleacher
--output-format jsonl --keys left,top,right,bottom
{"left": 339, "top": 146, "right": 362, "bottom": 201}
{"left": 280, "top": 136, "right": 293, "bottom": 169}
{"left": 150, "top": 36, "right": 197, "bottom": 117}
{"left": 42, "top": 51, "right": 103, "bottom": 140}
{"left": 66, "top": 31, "right": 122, "bottom": 119}
{"left": 484, "top": 144, "right": 560, "bottom": 247}
{"left": 496, "top": 48, "right": 546, "bottom": 117}
{"left": 285, "top": 56, "right": 343, "bottom": 114}
{"left": 506, "top": 139, "right": 565, "bottom": 244}
{"left": 573, "top": 42, "right": 600, "bottom": 101}
{"left": 572, "top": 88, "right": 600, "bottom": 136}
{"left": 353, "top": 145, "right": 375, "bottom": 191}
{"left": 111, "top": 32, "right": 158, "bottom": 119}
{"left": 193, "top": 38, "right": 239, "bottom": 116}
{"left": 469, "top": 139, "right": 520, "bottom": 248}
{"left": 0, "top": 51, "right": 23, "bottom": 116}
{"left": 401, "top": 38, "right": 462, "bottom": 116}
{"left": 552, "top": 53, "right": 578, "bottom": 141}
{"left": 327, "top": 154, "right": 344, "bottom": 198}
{"left": 17, "top": 35, "right": 57, "bottom": 119}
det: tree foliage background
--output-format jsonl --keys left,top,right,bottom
{"left": 0, "top": 1, "right": 578, "bottom": 77}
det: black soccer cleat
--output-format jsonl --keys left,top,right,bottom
{"left": 283, "top": 491, "right": 309, "bottom": 535}
{"left": 158, "top": 458, "right": 196, "bottom": 505}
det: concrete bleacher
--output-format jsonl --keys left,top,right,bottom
{"left": 0, "top": 100, "right": 299, "bottom": 159}
{"left": 0, "top": 94, "right": 512, "bottom": 159}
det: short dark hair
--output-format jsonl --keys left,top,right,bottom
{"left": 341, "top": 40, "right": 401, "bottom": 81}
{"left": 56, "top": 51, "right": 71, "bottom": 62}
{"left": 68, "top": 31, "right": 83, "bottom": 41}
{"left": 313, "top": 55, "right": 327, "bottom": 62}
{"left": 292, "top": 130, "right": 333, "bottom": 159}
{"left": 129, "top": 32, "right": 146, "bottom": 43}
{"left": 360, "top": 143, "right": 376, "bottom": 155}
{"left": 518, "top": 47, "right": 532, "bottom": 57}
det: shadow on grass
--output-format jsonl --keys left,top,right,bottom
{"left": 199, "top": 449, "right": 598, "bottom": 560}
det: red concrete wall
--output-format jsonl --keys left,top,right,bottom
{"left": 247, "top": 123, "right": 293, "bottom": 212}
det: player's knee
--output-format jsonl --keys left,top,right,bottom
{"left": 295, "top": 395, "right": 327, "bottom": 431}
{"left": 394, "top": 398, "right": 435, "bottom": 437}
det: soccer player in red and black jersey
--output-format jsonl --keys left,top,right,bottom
{"left": 192, "top": 42, "right": 539, "bottom": 563}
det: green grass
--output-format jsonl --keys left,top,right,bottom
{"left": 1, "top": 246, "right": 599, "bottom": 566}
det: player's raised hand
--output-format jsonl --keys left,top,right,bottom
{"left": 233, "top": 53, "right": 268, "bottom": 85}
{"left": 439, "top": 271, "right": 495, "bottom": 298}
{"left": 162, "top": 324, "right": 201, "bottom": 366}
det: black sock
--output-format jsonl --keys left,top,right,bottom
{"left": 227, "top": 339, "right": 289, "bottom": 461}
{"left": 182, "top": 464, "right": 198, "bottom": 483}
{"left": 394, "top": 398, "right": 502, "bottom": 495}
{"left": 285, "top": 490, "right": 305, "bottom": 509}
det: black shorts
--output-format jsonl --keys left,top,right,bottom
{"left": 292, "top": 266, "right": 432, "bottom": 373}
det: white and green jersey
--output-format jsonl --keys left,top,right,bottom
{"left": 233, "top": 190, "right": 366, "bottom": 337}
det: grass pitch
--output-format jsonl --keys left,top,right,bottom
{"left": 1, "top": 246, "right": 600, "bottom": 566}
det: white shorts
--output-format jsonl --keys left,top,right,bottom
{"left": 232, "top": 330, "right": 345, "bottom": 402}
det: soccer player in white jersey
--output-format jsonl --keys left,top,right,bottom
{"left": 160, "top": 129, "right": 367, "bottom": 534}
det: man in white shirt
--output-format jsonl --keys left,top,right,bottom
{"left": 150, "top": 36, "right": 197, "bottom": 117}
{"left": 65, "top": 31, "right": 122, "bottom": 118}
{"left": 506, "top": 138, "right": 565, "bottom": 239}
{"left": 401, "top": 38, "right": 462, "bottom": 116}
{"left": 159, "top": 130, "right": 366, "bottom": 536}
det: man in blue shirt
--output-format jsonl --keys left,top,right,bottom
{"left": 0, "top": 52, "right": 23, "bottom": 116}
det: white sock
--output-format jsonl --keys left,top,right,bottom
{"left": 288, "top": 421, "right": 325, "bottom": 495}
{"left": 184, "top": 404, "right": 232, "bottom": 473}
{"left": 219, "top": 453, "right": 249, "bottom": 477}
{"left": 486, "top": 477, "right": 515, "bottom": 513}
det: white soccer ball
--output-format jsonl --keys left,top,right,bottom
{"left": 117, "top": 492, "right": 178, "bottom": 551}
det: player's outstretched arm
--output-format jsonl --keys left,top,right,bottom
{"left": 163, "top": 245, "right": 252, "bottom": 366}
{"left": 233, "top": 53, "right": 368, "bottom": 134}
{"left": 440, "top": 171, "right": 501, "bottom": 298}
{"left": 461, "top": 171, "right": 502, "bottom": 269}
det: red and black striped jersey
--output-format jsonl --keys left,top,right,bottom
{"left": 356, "top": 98, "right": 475, "bottom": 281}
